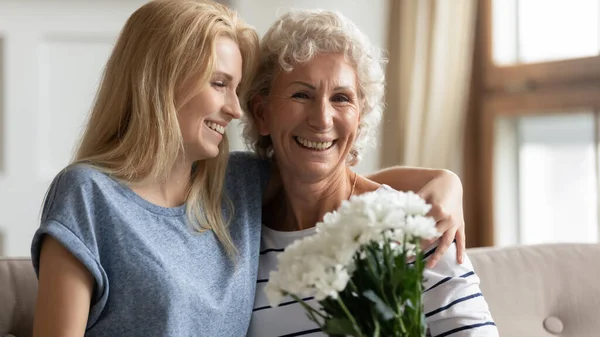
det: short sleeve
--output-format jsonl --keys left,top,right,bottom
{"left": 30, "top": 165, "right": 110, "bottom": 328}
{"left": 422, "top": 242, "right": 499, "bottom": 336}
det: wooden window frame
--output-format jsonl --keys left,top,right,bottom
{"left": 464, "top": 0, "right": 600, "bottom": 247}
{"left": 481, "top": 0, "right": 600, "bottom": 92}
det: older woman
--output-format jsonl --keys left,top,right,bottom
{"left": 243, "top": 9, "right": 499, "bottom": 337}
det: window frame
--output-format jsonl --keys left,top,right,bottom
{"left": 481, "top": 0, "right": 600, "bottom": 92}
{"left": 465, "top": 0, "right": 600, "bottom": 247}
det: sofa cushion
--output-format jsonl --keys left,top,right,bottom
{"left": 469, "top": 243, "right": 600, "bottom": 337}
{"left": 0, "top": 258, "right": 37, "bottom": 337}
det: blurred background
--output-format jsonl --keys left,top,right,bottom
{"left": 0, "top": 0, "right": 598, "bottom": 256}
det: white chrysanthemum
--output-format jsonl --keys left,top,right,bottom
{"left": 265, "top": 272, "right": 285, "bottom": 306}
{"left": 266, "top": 188, "right": 440, "bottom": 306}
{"left": 404, "top": 191, "right": 433, "bottom": 216}
{"left": 406, "top": 215, "right": 440, "bottom": 239}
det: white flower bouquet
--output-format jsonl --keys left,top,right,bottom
{"left": 265, "top": 189, "right": 441, "bottom": 337}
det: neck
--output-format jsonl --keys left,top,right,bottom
{"left": 129, "top": 158, "right": 193, "bottom": 208}
{"left": 269, "top": 166, "right": 357, "bottom": 231}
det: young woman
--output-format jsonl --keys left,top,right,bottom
{"left": 31, "top": 1, "right": 262, "bottom": 336}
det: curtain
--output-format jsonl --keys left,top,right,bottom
{"left": 382, "top": 0, "right": 478, "bottom": 174}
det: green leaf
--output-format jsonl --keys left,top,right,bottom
{"left": 362, "top": 290, "right": 395, "bottom": 320}
{"left": 322, "top": 318, "right": 356, "bottom": 335}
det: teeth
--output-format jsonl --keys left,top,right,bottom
{"left": 295, "top": 136, "right": 333, "bottom": 151}
{"left": 205, "top": 121, "right": 225, "bottom": 134}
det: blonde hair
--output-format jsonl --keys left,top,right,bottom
{"left": 240, "top": 9, "right": 387, "bottom": 165}
{"left": 73, "top": 0, "right": 259, "bottom": 257}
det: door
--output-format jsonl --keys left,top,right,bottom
{"left": 0, "top": 1, "right": 148, "bottom": 256}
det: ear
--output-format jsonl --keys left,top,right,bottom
{"left": 251, "top": 95, "right": 270, "bottom": 136}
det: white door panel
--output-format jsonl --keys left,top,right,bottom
{"left": 0, "top": 1, "right": 148, "bottom": 256}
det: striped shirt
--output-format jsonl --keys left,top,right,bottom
{"left": 248, "top": 192, "right": 499, "bottom": 337}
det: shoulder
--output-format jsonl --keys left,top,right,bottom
{"left": 354, "top": 174, "right": 382, "bottom": 194}
{"left": 42, "top": 163, "right": 123, "bottom": 221}
{"left": 52, "top": 163, "right": 115, "bottom": 191}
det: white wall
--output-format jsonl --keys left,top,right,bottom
{"left": 228, "top": 0, "right": 390, "bottom": 175}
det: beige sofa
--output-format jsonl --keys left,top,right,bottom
{"left": 1, "top": 243, "right": 599, "bottom": 337}
{"left": 0, "top": 257, "right": 36, "bottom": 337}
{"left": 469, "top": 243, "right": 600, "bottom": 337}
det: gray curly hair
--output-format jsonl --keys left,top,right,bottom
{"left": 239, "top": 9, "right": 387, "bottom": 166}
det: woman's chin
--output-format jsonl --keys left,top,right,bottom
{"left": 189, "top": 145, "right": 221, "bottom": 162}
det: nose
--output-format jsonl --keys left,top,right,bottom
{"left": 223, "top": 90, "right": 243, "bottom": 120}
{"left": 307, "top": 98, "right": 334, "bottom": 131}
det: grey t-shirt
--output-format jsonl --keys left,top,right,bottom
{"left": 31, "top": 151, "right": 269, "bottom": 337}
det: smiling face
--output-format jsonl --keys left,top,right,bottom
{"left": 177, "top": 36, "right": 243, "bottom": 162}
{"left": 257, "top": 53, "right": 361, "bottom": 181}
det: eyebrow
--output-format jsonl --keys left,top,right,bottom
{"left": 213, "top": 71, "right": 233, "bottom": 81}
{"left": 290, "top": 81, "right": 355, "bottom": 91}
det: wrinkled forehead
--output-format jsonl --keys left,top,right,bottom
{"left": 273, "top": 53, "right": 358, "bottom": 89}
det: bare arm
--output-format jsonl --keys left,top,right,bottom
{"left": 33, "top": 236, "right": 94, "bottom": 337}
{"left": 366, "top": 166, "right": 445, "bottom": 193}
{"left": 367, "top": 167, "right": 465, "bottom": 267}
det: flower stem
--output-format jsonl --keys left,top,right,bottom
{"left": 336, "top": 297, "right": 365, "bottom": 337}
{"left": 290, "top": 294, "right": 327, "bottom": 321}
